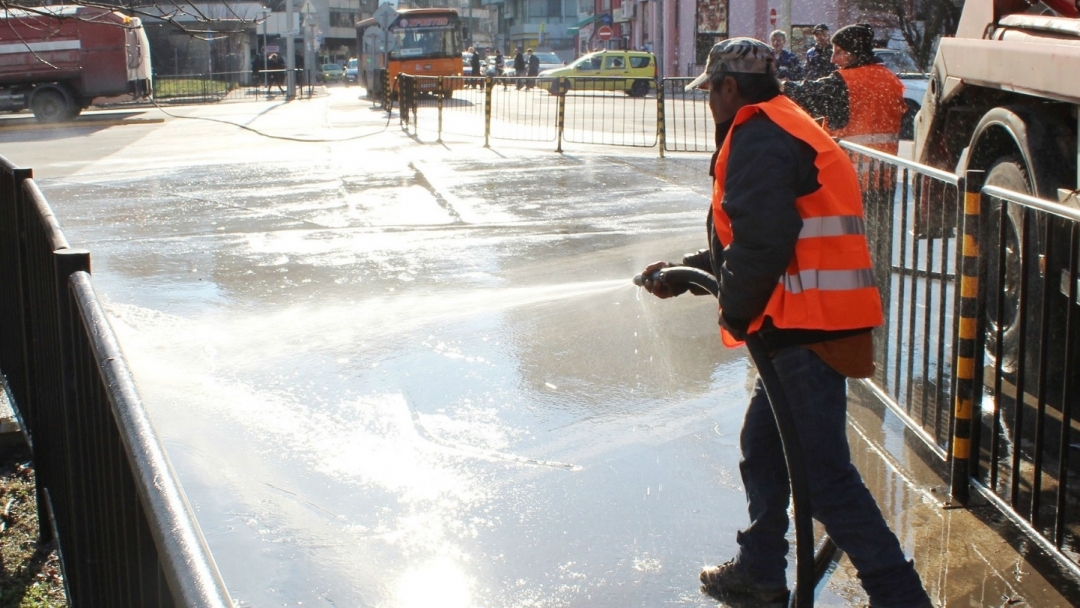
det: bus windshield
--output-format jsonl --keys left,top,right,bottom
{"left": 390, "top": 14, "right": 460, "bottom": 59}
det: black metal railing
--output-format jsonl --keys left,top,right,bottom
{"left": 840, "top": 140, "right": 1080, "bottom": 577}
{"left": 0, "top": 155, "right": 233, "bottom": 607}
{"left": 841, "top": 141, "right": 963, "bottom": 455}
{"left": 972, "top": 182, "right": 1080, "bottom": 576}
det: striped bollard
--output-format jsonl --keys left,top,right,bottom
{"left": 948, "top": 171, "right": 984, "bottom": 507}
{"left": 656, "top": 79, "right": 665, "bottom": 158}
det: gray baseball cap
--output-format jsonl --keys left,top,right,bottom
{"left": 686, "top": 37, "right": 776, "bottom": 91}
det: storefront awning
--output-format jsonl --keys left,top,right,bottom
{"left": 566, "top": 14, "right": 603, "bottom": 36}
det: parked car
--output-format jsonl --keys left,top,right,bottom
{"left": 533, "top": 51, "right": 564, "bottom": 72}
{"left": 321, "top": 63, "right": 345, "bottom": 83}
{"left": 538, "top": 50, "right": 656, "bottom": 97}
{"left": 344, "top": 58, "right": 358, "bottom": 84}
{"left": 872, "top": 48, "right": 928, "bottom": 139}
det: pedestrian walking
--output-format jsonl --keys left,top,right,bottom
{"left": 468, "top": 46, "right": 481, "bottom": 88}
{"left": 526, "top": 48, "right": 540, "bottom": 89}
{"left": 804, "top": 23, "right": 837, "bottom": 80}
{"left": 513, "top": 48, "right": 526, "bottom": 89}
{"left": 494, "top": 49, "right": 505, "bottom": 76}
{"left": 638, "top": 37, "right": 933, "bottom": 608}
{"left": 769, "top": 29, "right": 802, "bottom": 80}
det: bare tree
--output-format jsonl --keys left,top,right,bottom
{"left": 854, "top": 0, "right": 963, "bottom": 71}
{"left": 0, "top": 0, "right": 268, "bottom": 38}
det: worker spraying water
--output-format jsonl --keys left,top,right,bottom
{"left": 634, "top": 38, "right": 932, "bottom": 608}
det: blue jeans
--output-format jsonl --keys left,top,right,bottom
{"left": 734, "top": 346, "right": 930, "bottom": 608}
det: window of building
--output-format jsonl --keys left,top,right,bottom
{"left": 330, "top": 9, "right": 358, "bottom": 28}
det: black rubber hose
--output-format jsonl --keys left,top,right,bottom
{"left": 635, "top": 266, "right": 834, "bottom": 607}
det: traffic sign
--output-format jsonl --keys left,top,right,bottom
{"left": 769, "top": 8, "right": 777, "bottom": 26}
{"left": 373, "top": 2, "right": 397, "bottom": 30}
{"left": 597, "top": 25, "right": 613, "bottom": 41}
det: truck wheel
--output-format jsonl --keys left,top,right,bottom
{"left": 629, "top": 80, "right": 650, "bottom": 98}
{"left": 982, "top": 155, "right": 1043, "bottom": 375}
{"left": 30, "top": 89, "right": 75, "bottom": 123}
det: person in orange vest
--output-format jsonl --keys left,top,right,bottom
{"left": 637, "top": 38, "right": 932, "bottom": 608}
{"left": 783, "top": 23, "right": 906, "bottom": 154}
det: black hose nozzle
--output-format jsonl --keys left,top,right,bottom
{"left": 631, "top": 267, "right": 718, "bottom": 297}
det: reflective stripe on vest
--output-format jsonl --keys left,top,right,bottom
{"left": 781, "top": 268, "right": 876, "bottom": 294}
{"left": 800, "top": 215, "right": 865, "bottom": 239}
{"left": 711, "top": 95, "right": 883, "bottom": 340}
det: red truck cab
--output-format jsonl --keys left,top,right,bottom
{"left": 0, "top": 6, "right": 152, "bottom": 122}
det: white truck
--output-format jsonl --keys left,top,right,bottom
{"left": 913, "top": 0, "right": 1078, "bottom": 419}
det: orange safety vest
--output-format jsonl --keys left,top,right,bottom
{"left": 832, "top": 63, "right": 906, "bottom": 199}
{"left": 832, "top": 63, "right": 906, "bottom": 153}
{"left": 712, "top": 95, "right": 883, "bottom": 345}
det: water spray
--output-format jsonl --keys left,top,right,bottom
{"left": 633, "top": 266, "right": 838, "bottom": 608}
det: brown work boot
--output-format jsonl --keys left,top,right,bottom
{"left": 699, "top": 559, "right": 789, "bottom": 604}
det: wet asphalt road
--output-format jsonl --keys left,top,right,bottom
{"left": 1, "top": 87, "right": 1074, "bottom": 608}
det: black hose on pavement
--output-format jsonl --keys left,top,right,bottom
{"left": 634, "top": 266, "right": 838, "bottom": 608}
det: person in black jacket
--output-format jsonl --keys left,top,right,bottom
{"left": 468, "top": 47, "right": 481, "bottom": 88}
{"left": 637, "top": 38, "right": 933, "bottom": 608}
{"left": 525, "top": 48, "right": 540, "bottom": 89}
{"left": 804, "top": 23, "right": 837, "bottom": 80}
{"left": 513, "top": 48, "right": 526, "bottom": 89}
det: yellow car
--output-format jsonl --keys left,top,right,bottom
{"left": 538, "top": 50, "right": 656, "bottom": 97}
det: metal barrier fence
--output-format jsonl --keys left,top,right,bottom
{"left": 841, "top": 141, "right": 1080, "bottom": 576}
{"left": 397, "top": 74, "right": 709, "bottom": 151}
{"left": 0, "top": 156, "right": 233, "bottom": 607}
{"left": 145, "top": 70, "right": 318, "bottom": 104}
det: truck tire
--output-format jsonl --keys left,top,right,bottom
{"left": 30, "top": 88, "right": 76, "bottom": 123}
{"left": 982, "top": 155, "right": 1041, "bottom": 375}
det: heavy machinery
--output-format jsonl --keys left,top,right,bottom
{"left": 0, "top": 5, "right": 153, "bottom": 123}
{"left": 915, "top": 0, "right": 1078, "bottom": 207}
{"left": 915, "top": 0, "right": 1080, "bottom": 366}
{"left": 914, "top": 0, "right": 1080, "bottom": 509}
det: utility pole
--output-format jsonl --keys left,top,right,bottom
{"left": 654, "top": 0, "right": 663, "bottom": 80}
{"left": 286, "top": 0, "right": 296, "bottom": 99}
{"left": 781, "top": 0, "right": 791, "bottom": 39}
{"left": 262, "top": 8, "right": 268, "bottom": 90}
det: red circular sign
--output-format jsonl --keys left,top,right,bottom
{"left": 597, "top": 25, "right": 613, "bottom": 41}
{"left": 769, "top": 8, "right": 777, "bottom": 26}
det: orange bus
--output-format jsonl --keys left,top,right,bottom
{"left": 356, "top": 8, "right": 464, "bottom": 99}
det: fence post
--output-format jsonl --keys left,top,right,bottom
{"left": 52, "top": 248, "right": 91, "bottom": 598}
{"left": 411, "top": 77, "right": 420, "bottom": 135}
{"left": 555, "top": 78, "right": 566, "bottom": 154}
{"left": 484, "top": 76, "right": 493, "bottom": 148}
{"left": 947, "top": 171, "right": 983, "bottom": 507}
{"left": 656, "top": 78, "right": 665, "bottom": 158}
{"left": 437, "top": 76, "right": 444, "bottom": 144}
{"left": 383, "top": 69, "right": 392, "bottom": 115}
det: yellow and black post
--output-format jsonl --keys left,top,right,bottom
{"left": 656, "top": 78, "right": 665, "bottom": 158}
{"left": 411, "top": 76, "right": 420, "bottom": 134}
{"left": 484, "top": 76, "right": 493, "bottom": 148}
{"left": 948, "top": 171, "right": 985, "bottom": 507}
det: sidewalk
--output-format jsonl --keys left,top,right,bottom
{"left": 819, "top": 383, "right": 1080, "bottom": 607}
